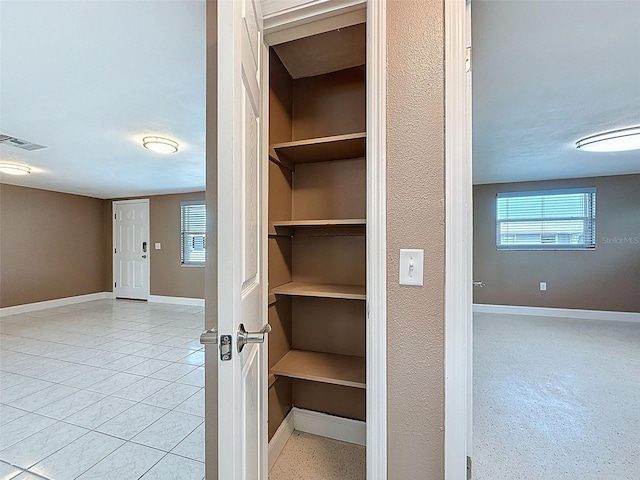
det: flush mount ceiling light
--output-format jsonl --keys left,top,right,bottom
{"left": 142, "top": 136, "right": 179, "bottom": 154}
{"left": 0, "top": 162, "right": 31, "bottom": 175}
{"left": 576, "top": 126, "right": 640, "bottom": 152}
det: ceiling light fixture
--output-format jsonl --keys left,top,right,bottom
{"left": 0, "top": 162, "right": 31, "bottom": 175}
{"left": 576, "top": 126, "right": 640, "bottom": 152}
{"left": 142, "top": 136, "right": 179, "bottom": 154}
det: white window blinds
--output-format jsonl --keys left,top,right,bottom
{"left": 496, "top": 188, "right": 596, "bottom": 250}
{"left": 181, "top": 202, "right": 206, "bottom": 265}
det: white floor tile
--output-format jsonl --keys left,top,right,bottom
{"left": 0, "top": 413, "right": 58, "bottom": 450}
{"left": 64, "top": 396, "right": 136, "bottom": 429}
{"left": 124, "top": 358, "right": 172, "bottom": 376}
{"left": 0, "top": 460, "right": 22, "bottom": 480}
{"left": 141, "top": 383, "right": 200, "bottom": 410}
{"left": 0, "top": 421, "right": 88, "bottom": 469}
{"left": 0, "top": 379, "right": 55, "bottom": 405}
{"left": 176, "top": 367, "right": 204, "bottom": 387}
{"left": 85, "top": 372, "right": 142, "bottom": 394}
{"left": 0, "top": 404, "right": 28, "bottom": 427}
{"left": 30, "top": 431, "right": 123, "bottom": 480}
{"left": 132, "top": 411, "right": 203, "bottom": 452}
{"left": 174, "top": 389, "right": 204, "bottom": 417}
{"left": 96, "top": 403, "right": 169, "bottom": 440}
{"left": 140, "top": 453, "right": 204, "bottom": 480}
{"left": 111, "top": 377, "right": 170, "bottom": 402}
{"left": 171, "top": 424, "right": 204, "bottom": 462}
{"left": 35, "top": 389, "right": 105, "bottom": 420}
{"left": 177, "top": 351, "right": 204, "bottom": 366}
{"left": 76, "top": 442, "right": 165, "bottom": 480}
{"left": 149, "top": 363, "right": 197, "bottom": 382}
{"left": 8, "top": 384, "right": 78, "bottom": 412}
{"left": 60, "top": 367, "right": 116, "bottom": 389}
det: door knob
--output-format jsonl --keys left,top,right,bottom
{"left": 237, "top": 323, "right": 271, "bottom": 353}
{"left": 200, "top": 328, "right": 218, "bottom": 345}
{"left": 473, "top": 281, "right": 485, "bottom": 288}
{"left": 142, "top": 255, "right": 147, "bottom": 259}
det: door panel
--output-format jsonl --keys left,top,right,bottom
{"left": 215, "top": 0, "right": 266, "bottom": 478}
{"left": 113, "top": 200, "right": 149, "bottom": 300}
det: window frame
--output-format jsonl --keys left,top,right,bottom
{"left": 495, "top": 187, "right": 597, "bottom": 251}
{"left": 180, "top": 200, "right": 206, "bottom": 266}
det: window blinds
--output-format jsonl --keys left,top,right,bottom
{"left": 181, "top": 202, "right": 206, "bottom": 264}
{"left": 496, "top": 188, "right": 596, "bottom": 250}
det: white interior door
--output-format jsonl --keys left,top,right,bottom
{"left": 113, "top": 199, "right": 150, "bottom": 300}
{"left": 217, "top": 0, "right": 267, "bottom": 478}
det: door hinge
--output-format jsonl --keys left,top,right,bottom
{"left": 467, "top": 456, "right": 472, "bottom": 480}
{"left": 114, "top": 282, "right": 117, "bottom": 288}
{"left": 219, "top": 335, "right": 232, "bottom": 361}
{"left": 114, "top": 248, "right": 117, "bottom": 253}
{"left": 114, "top": 213, "right": 116, "bottom": 219}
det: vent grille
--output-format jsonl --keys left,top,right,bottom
{"left": 0, "top": 133, "right": 47, "bottom": 151}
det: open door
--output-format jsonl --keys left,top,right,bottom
{"left": 211, "top": 0, "right": 268, "bottom": 478}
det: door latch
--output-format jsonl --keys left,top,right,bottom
{"left": 219, "top": 335, "right": 232, "bottom": 361}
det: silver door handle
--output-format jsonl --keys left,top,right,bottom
{"left": 473, "top": 281, "right": 485, "bottom": 288}
{"left": 237, "top": 323, "right": 271, "bottom": 353}
{"left": 200, "top": 328, "right": 218, "bottom": 345}
{"left": 142, "top": 255, "right": 147, "bottom": 259}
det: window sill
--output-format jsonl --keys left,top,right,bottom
{"left": 181, "top": 264, "right": 206, "bottom": 268}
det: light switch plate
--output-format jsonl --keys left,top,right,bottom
{"left": 399, "top": 249, "right": 424, "bottom": 286}
{"left": 540, "top": 282, "right": 546, "bottom": 291}
{"left": 155, "top": 243, "right": 162, "bottom": 250}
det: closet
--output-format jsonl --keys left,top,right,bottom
{"left": 266, "top": 21, "right": 367, "bottom": 452}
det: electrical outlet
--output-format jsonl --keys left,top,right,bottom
{"left": 540, "top": 282, "right": 547, "bottom": 291}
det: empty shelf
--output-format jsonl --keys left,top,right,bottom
{"left": 271, "top": 219, "right": 366, "bottom": 228}
{"left": 271, "top": 282, "right": 365, "bottom": 300}
{"left": 271, "top": 350, "right": 365, "bottom": 389}
{"left": 271, "top": 132, "right": 366, "bottom": 165}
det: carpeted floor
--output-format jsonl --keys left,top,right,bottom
{"left": 473, "top": 313, "right": 640, "bottom": 480}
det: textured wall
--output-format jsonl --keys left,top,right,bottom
{"left": 0, "top": 184, "right": 106, "bottom": 308}
{"left": 387, "top": 0, "right": 446, "bottom": 477}
{"left": 149, "top": 192, "right": 206, "bottom": 299}
{"left": 474, "top": 174, "right": 640, "bottom": 312}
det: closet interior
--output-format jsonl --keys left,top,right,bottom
{"left": 266, "top": 21, "right": 368, "bottom": 449}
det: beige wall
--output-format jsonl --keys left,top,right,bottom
{"left": 474, "top": 174, "right": 640, "bottom": 312}
{"left": 148, "top": 192, "right": 205, "bottom": 299}
{"left": 0, "top": 184, "right": 106, "bottom": 308}
{"left": 387, "top": 0, "right": 445, "bottom": 477}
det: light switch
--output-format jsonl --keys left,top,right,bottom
{"left": 399, "top": 249, "right": 424, "bottom": 286}
{"left": 540, "top": 282, "right": 547, "bottom": 291}
{"left": 155, "top": 243, "right": 162, "bottom": 250}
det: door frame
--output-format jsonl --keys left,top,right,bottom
{"left": 112, "top": 198, "right": 151, "bottom": 300}
{"left": 444, "top": 0, "right": 473, "bottom": 479}
{"left": 261, "top": 1, "right": 387, "bottom": 477}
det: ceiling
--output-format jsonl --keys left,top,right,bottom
{"left": 473, "top": 0, "right": 640, "bottom": 185}
{"left": 0, "top": 1, "right": 206, "bottom": 199}
{"left": 1, "top": 1, "right": 639, "bottom": 198}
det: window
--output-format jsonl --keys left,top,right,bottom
{"left": 181, "top": 201, "right": 206, "bottom": 265}
{"left": 496, "top": 188, "right": 596, "bottom": 250}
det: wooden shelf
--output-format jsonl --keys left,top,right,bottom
{"left": 271, "top": 218, "right": 365, "bottom": 228}
{"left": 271, "top": 350, "right": 365, "bottom": 389}
{"left": 271, "top": 282, "right": 365, "bottom": 301}
{"left": 271, "top": 132, "right": 366, "bottom": 165}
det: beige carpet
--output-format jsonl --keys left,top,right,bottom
{"left": 474, "top": 313, "right": 640, "bottom": 480}
{"left": 269, "top": 431, "right": 365, "bottom": 480}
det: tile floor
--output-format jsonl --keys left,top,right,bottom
{"left": 0, "top": 299, "right": 205, "bottom": 480}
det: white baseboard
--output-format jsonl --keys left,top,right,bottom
{"left": 268, "top": 409, "right": 295, "bottom": 471}
{"left": 292, "top": 407, "right": 366, "bottom": 446}
{"left": 473, "top": 303, "right": 640, "bottom": 323}
{"left": 147, "top": 295, "right": 205, "bottom": 307}
{"left": 0, "top": 292, "right": 114, "bottom": 317}
{"left": 267, "top": 408, "right": 366, "bottom": 471}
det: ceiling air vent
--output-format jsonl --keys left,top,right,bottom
{"left": 0, "top": 134, "right": 47, "bottom": 151}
